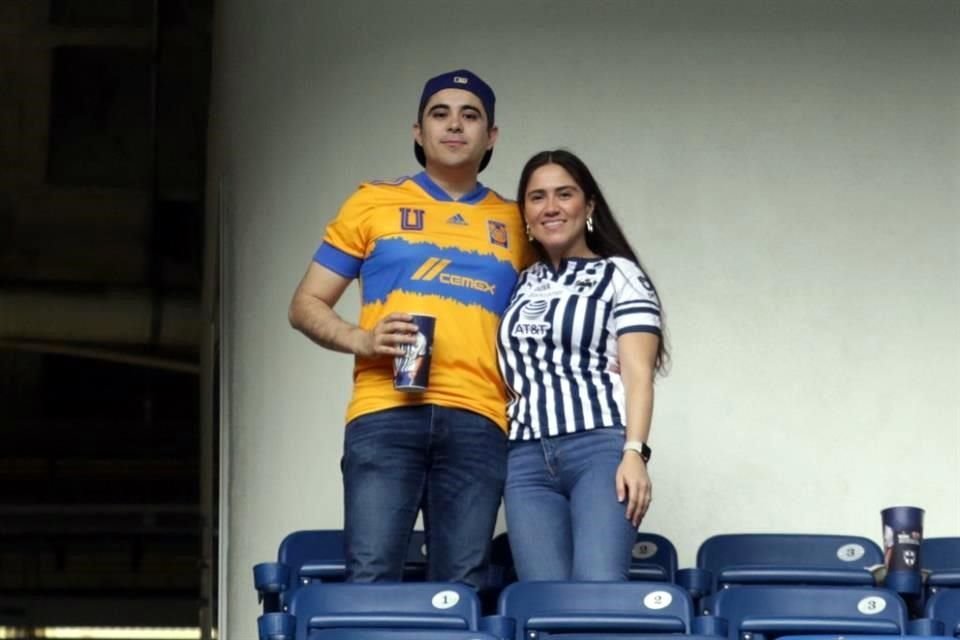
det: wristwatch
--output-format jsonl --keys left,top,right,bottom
{"left": 622, "top": 440, "right": 651, "bottom": 463}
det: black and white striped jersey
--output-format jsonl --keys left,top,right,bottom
{"left": 496, "top": 256, "right": 662, "bottom": 441}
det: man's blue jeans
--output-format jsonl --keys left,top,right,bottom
{"left": 504, "top": 427, "right": 637, "bottom": 580}
{"left": 342, "top": 405, "right": 507, "bottom": 588}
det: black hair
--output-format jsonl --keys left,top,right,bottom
{"left": 516, "top": 149, "right": 670, "bottom": 374}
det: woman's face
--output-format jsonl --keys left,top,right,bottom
{"left": 523, "top": 163, "right": 594, "bottom": 264}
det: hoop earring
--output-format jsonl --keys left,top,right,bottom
{"left": 525, "top": 224, "right": 534, "bottom": 242}
{"left": 586, "top": 217, "right": 594, "bottom": 233}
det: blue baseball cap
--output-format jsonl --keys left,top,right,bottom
{"left": 414, "top": 69, "right": 496, "bottom": 172}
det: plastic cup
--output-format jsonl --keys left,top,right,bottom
{"left": 881, "top": 505, "right": 924, "bottom": 595}
{"left": 393, "top": 314, "right": 435, "bottom": 392}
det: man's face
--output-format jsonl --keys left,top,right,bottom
{"left": 414, "top": 88, "right": 498, "bottom": 172}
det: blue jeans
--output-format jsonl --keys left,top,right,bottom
{"left": 504, "top": 427, "right": 637, "bottom": 581}
{"left": 342, "top": 405, "right": 507, "bottom": 588}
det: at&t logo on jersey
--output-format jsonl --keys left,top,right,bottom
{"left": 521, "top": 299, "right": 548, "bottom": 318}
{"left": 512, "top": 299, "right": 550, "bottom": 338}
{"left": 512, "top": 322, "right": 551, "bottom": 338}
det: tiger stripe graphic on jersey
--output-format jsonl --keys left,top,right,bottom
{"left": 314, "top": 171, "right": 534, "bottom": 430}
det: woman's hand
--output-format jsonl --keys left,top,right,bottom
{"left": 616, "top": 452, "right": 652, "bottom": 527}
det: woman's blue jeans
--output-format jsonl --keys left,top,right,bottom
{"left": 342, "top": 404, "right": 507, "bottom": 588}
{"left": 504, "top": 427, "right": 637, "bottom": 581}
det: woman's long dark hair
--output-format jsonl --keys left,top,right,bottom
{"left": 517, "top": 149, "right": 670, "bottom": 374}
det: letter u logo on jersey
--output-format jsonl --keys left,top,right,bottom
{"left": 400, "top": 208, "right": 425, "bottom": 230}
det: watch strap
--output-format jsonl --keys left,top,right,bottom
{"left": 622, "top": 440, "right": 651, "bottom": 463}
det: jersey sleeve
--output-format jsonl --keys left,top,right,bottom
{"left": 312, "top": 187, "right": 372, "bottom": 279}
{"left": 611, "top": 258, "right": 662, "bottom": 336}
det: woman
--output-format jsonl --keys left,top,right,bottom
{"left": 497, "top": 149, "right": 668, "bottom": 581}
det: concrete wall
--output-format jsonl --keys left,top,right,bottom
{"left": 209, "top": 1, "right": 960, "bottom": 635}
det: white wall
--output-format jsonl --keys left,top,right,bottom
{"left": 208, "top": 0, "right": 960, "bottom": 635}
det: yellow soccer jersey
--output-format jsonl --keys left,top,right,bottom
{"left": 314, "top": 171, "right": 534, "bottom": 431}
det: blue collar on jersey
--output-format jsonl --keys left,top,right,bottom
{"left": 412, "top": 171, "right": 489, "bottom": 205}
{"left": 541, "top": 255, "right": 605, "bottom": 276}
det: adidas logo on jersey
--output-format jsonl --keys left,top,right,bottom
{"left": 446, "top": 213, "right": 468, "bottom": 226}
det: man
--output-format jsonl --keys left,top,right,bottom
{"left": 288, "top": 69, "right": 531, "bottom": 587}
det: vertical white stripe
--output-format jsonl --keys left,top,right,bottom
{"left": 568, "top": 294, "right": 591, "bottom": 434}
{"left": 604, "top": 326, "right": 614, "bottom": 425}
{"left": 534, "top": 328, "right": 553, "bottom": 437}
{"left": 540, "top": 301, "right": 556, "bottom": 437}
{"left": 590, "top": 294, "right": 611, "bottom": 431}
{"left": 555, "top": 296, "right": 577, "bottom": 434}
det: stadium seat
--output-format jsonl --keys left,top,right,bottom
{"left": 925, "top": 589, "right": 960, "bottom": 638}
{"left": 276, "top": 582, "right": 482, "bottom": 640}
{"left": 678, "top": 534, "right": 884, "bottom": 598}
{"left": 253, "top": 529, "right": 428, "bottom": 613}
{"left": 486, "top": 530, "right": 676, "bottom": 586}
{"left": 300, "top": 631, "right": 501, "bottom": 640}
{"left": 630, "top": 532, "right": 678, "bottom": 582}
{"left": 494, "top": 581, "right": 695, "bottom": 640}
{"left": 782, "top": 636, "right": 941, "bottom": 640}
{"left": 707, "top": 585, "right": 907, "bottom": 639}
{"left": 479, "top": 532, "right": 516, "bottom": 613}
{"left": 925, "top": 537, "right": 960, "bottom": 595}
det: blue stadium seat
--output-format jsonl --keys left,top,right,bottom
{"left": 926, "top": 589, "right": 960, "bottom": 638}
{"left": 925, "top": 538, "right": 960, "bottom": 595}
{"left": 285, "top": 582, "right": 483, "bottom": 640}
{"left": 630, "top": 532, "right": 678, "bottom": 582}
{"left": 782, "top": 636, "right": 940, "bottom": 640}
{"left": 303, "top": 631, "right": 501, "bottom": 640}
{"left": 479, "top": 532, "right": 515, "bottom": 613}
{"left": 495, "top": 581, "right": 695, "bottom": 640}
{"left": 484, "top": 530, "right": 677, "bottom": 588}
{"left": 707, "top": 585, "right": 907, "bottom": 640}
{"left": 253, "top": 529, "right": 428, "bottom": 613}
{"left": 678, "top": 534, "right": 883, "bottom": 597}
